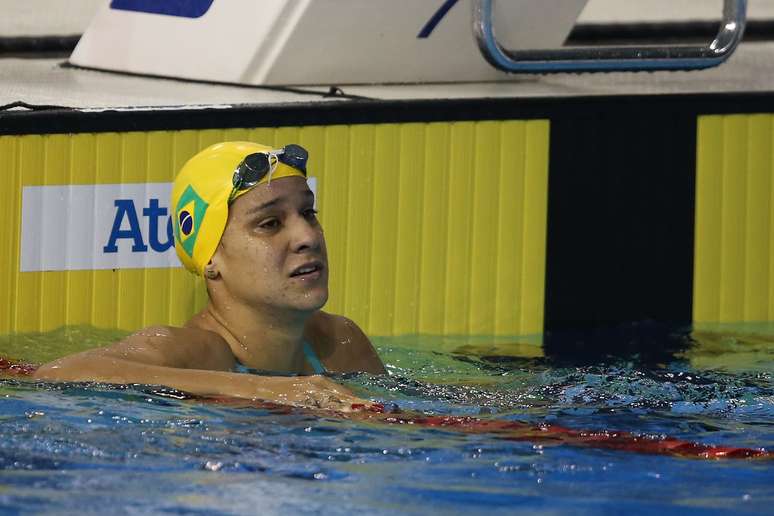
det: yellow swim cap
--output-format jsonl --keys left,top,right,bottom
{"left": 171, "top": 141, "right": 307, "bottom": 275}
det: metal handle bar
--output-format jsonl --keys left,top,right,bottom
{"left": 473, "top": 0, "right": 747, "bottom": 73}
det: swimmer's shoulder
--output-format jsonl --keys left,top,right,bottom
{"left": 110, "top": 323, "right": 236, "bottom": 371}
{"left": 305, "top": 311, "right": 386, "bottom": 375}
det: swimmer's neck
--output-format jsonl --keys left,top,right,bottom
{"left": 189, "top": 301, "right": 312, "bottom": 373}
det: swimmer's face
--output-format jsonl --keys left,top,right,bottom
{"left": 212, "top": 176, "right": 328, "bottom": 313}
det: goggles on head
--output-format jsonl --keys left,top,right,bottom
{"left": 228, "top": 144, "right": 308, "bottom": 204}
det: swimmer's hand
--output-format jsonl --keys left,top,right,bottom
{"left": 263, "top": 375, "right": 374, "bottom": 412}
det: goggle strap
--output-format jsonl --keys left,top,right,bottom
{"left": 265, "top": 154, "right": 280, "bottom": 185}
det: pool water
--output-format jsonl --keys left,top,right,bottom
{"left": 0, "top": 325, "right": 772, "bottom": 514}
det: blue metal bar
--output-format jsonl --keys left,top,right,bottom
{"left": 418, "top": 0, "right": 461, "bottom": 38}
{"left": 473, "top": 0, "right": 747, "bottom": 73}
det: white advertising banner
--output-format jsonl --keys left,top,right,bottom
{"left": 20, "top": 178, "right": 318, "bottom": 272}
{"left": 21, "top": 183, "right": 180, "bottom": 272}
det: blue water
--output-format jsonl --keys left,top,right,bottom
{"left": 1, "top": 327, "right": 772, "bottom": 514}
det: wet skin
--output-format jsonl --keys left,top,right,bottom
{"left": 193, "top": 175, "right": 384, "bottom": 375}
{"left": 212, "top": 176, "right": 329, "bottom": 316}
{"left": 33, "top": 176, "right": 385, "bottom": 409}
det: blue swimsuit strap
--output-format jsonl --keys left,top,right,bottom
{"left": 234, "top": 341, "right": 326, "bottom": 376}
{"left": 302, "top": 340, "right": 326, "bottom": 375}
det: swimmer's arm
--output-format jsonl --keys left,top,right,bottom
{"left": 32, "top": 327, "right": 368, "bottom": 410}
{"left": 307, "top": 312, "right": 387, "bottom": 375}
{"left": 33, "top": 325, "right": 235, "bottom": 376}
{"left": 35, "top": 358, "right": 363, "bottom": 409}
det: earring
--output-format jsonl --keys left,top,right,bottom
{"left": 204, "top": 268, "right": 218, "bottom": 279}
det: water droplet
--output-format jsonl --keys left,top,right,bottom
{"left": 204, "top": 461, "right": 223, "bottom": 472}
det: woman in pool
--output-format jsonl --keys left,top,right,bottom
{"left": 34, "top": 142, "right": 385, "bottom": 411}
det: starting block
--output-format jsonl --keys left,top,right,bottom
{"left": 70, "top": 0, "right": 588, "bottom": 85}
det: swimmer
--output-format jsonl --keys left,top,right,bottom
{"left": 33, "top": 142, "right": 386, "bottom": 411}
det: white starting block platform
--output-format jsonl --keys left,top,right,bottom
{"left": 70, "top": 0, "right": 588, "bottom": 85}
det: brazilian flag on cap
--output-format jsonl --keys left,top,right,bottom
{"left": 174, "top": 185, "right": 209, "bottom": 259}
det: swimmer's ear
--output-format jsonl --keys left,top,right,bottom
{"left": 204, "top": 261, "right": 219, "bottom": 280}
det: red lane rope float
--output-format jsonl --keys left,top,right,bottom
{"left": 344, "top": 406, "right": 772, "bottom": 460}
{"left": 206, "top": 398, "right": 771, "bottom": 460}
{"left": 0, "top": 357, "right": 37, "bottom": 377}
{"left": 5, "top": 357, "right": 768, "bottom": 460}
{"left": 111, "top": 396, "right": 774, "bottom": 460}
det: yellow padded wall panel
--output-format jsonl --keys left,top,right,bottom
{"left": 392, "top": 124, "right": 425, "bottom": 335}
{"left": 470, "top": 122, "right": 502, "bottom": 335}
{"left": 694, "top": 114, "right": 774, "bottom": 323}
{"left": 143, "top": 132, "right": 174, "bottom": 327}
{"left": 444, "top": 123, "right": 476, "bottom": 334}
{"left": 521, "top": 122, "right": 550, "bottom": 331}
{"left": 369, "top": 124, "right": 401, "bottom": 336}
{"left": 419, "top": 124, "right": 451, "bottom": 334}
{"left": 116, "top": 134, "right": 149, "bottom": 331}
{"left": 745, "top": 116, "right": 773, "bottom": 322}
{"left": 0, "top": 137, "right": 19, "bottom": 333}
{"left": 16, "top": 135, "right": 45, "bottom": 332}
{"left": 2, "top": 120, "right": 549, "bottom": 337}
{"left": 316, "top": 125, "right": 350, "bottom": 318}
{"left": 343, "top": 125, "right": 376, "bottom": 329}
{"left": 67, "top": 135, "right": 97, "bottom": 327}
{"left": 92, "top": 133, "right": 123, "bottom": 329}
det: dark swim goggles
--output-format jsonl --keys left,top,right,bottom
{"left": 228, "top": 144, "right": 308, "bottom": 204}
